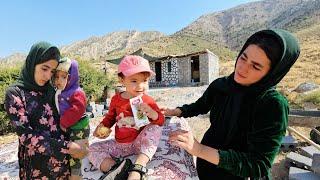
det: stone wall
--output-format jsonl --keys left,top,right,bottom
{"left": 149, "top": 51, "right": 219, "bottom": 87}
{"left": 150, "top": 62, "right": 156, "bottom": 83}
{"left": 161, "top": 59, "right": 178, "bottom": 85}
{"left": 177, "top": 57, "right": 191, "bottom": 86}
{"left": 150, "top": 59, "right": 179, "bottom": 86}
{"left": 208, "top": 52, "right": 219, "bottom": 83}
{"left": 199, "top": 54, "right": 208, "bottom": 84}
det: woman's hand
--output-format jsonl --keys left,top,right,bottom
{"left": 161, "top": 107, "right": 182, "bottom": 117}
{"left": 169, "top": 129, "right": 202, "bottom": 156}
{"left": 93, "top": 123, "right": 111, "bottom": 139}
{"left": 139, "top": 103, "right": 158, "bottom": 121}
{"left": 170, "top": 129, "right": 220, "bottom": 165}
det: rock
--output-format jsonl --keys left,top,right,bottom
{"left": 286, "top": 152, "right": 312, "bottom": 170}
{"left": 289, "top": 167, "right": 320, "bottom": 180}
{"left": 310, "top": 126, "right": 320, "bottom": 145}
{"left": 281, "top": 135, "right": 298, "bottom": 151}
{"left": 293, "top": 82, "right": 319, "bottom": 93}
{"left": 311, "top": 153, "right": 320, "bottom": 175}
{"left": 301, "top": 146, "right": 320, "bottom": 158}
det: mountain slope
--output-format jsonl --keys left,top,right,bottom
{"left": 0, "top": 53, "right": 26, "bottom": 66}
{"left": 105, "top": 35, "right": 237, "bottom": 62}
{"left": 61, "top": 30, "right": 165, "bottom": 60}
{"left": 175, "top": 0, "right": 320, "bottom": 50}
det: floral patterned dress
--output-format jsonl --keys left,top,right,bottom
{"left": 5, "top": 86, "right": 70, "bottom": 179}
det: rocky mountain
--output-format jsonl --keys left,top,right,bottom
{"left": 175, "top": 0, "right": 320, "bottom": 50}
{"left": 0, "top": 31, "right": 165, "bottom": 64}
{"left": 60, "top": 30, "right": 165, "bottom": 61}
{"left": 0, "top": 53, "right": 26, "bottom": 66}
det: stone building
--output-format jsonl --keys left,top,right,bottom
{"left": 109, "top": 48, "right": 219, "bottom": 87}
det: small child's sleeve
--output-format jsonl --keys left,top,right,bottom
{"left": 101, "top": 95, "right": 118, "bottom": 128}
{"left": 143, "top": 95, "right": 165, "bottom": 126}
{"left": 60, "top": 91, "right": 86, "bottom": 129}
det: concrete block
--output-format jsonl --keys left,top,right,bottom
{"left": 286, "top": 152, "right": 312, "bottom": 170}
{"left": 289, "top": 167, "right": 320, "bottom": 180}
{"left": 301, "top": 146, "right": 320, "bottom": 158}
{"left": 89, "top": 102, "right": 96, "bottom": 112}
{"left": 102, "top": 110, "right": 108, "bottom": 116}
{"left": 85, "top": 112, "right": 93, "bottom": 118}
{"left": 281, "top": 135, "right": 298, "bottom": 151}
{"left": 86, "top": 105, "right": 93, "bottom": 112}
{"left": 96, "top": 104, "right": 104, "bottom": 112}
{"left": 93, "top": 111, "right": 103, "bottom": 118}
{"left": 312, "top": 153, "right": 320, "bottom": 175}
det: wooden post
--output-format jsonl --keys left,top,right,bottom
{"left": 287, "top": 126, "right": 320, "bottom": 151}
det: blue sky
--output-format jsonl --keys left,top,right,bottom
{"left": 0, "top": 0, "right": 258, "bottom": 58}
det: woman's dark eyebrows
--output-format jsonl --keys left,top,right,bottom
{"left": 242, "top": 52, "right": 248, "bottom": 59}
{"left": 42, "top": 65, "right": 50, "bottom": 68}
{"left": 252, "top": 61, "right": 264, "bottom": 68}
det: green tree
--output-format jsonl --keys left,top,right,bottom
{"left": 78, "top": 59, "right": 117, "bottom": 101}
{"left": 0, "top": 65, "right": 21, "bottom": 134}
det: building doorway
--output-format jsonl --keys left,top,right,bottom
{"left": 191, "top": 56, "right": 200, "bottom": 82}
{"left": 155, "top": 61, "right": 162, "bottom": 82}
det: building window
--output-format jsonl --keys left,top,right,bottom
{"left": 167, "top": 62, "right": 172, "bottom": 72}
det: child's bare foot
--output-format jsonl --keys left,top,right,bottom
{"left": 100, "top": 158, "right": 115, "bottom": 172}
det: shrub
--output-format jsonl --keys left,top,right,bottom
{"left": 0, "top": 65, "right": 21, "bottom": 135}
{"left": 299, "top": 89, "right": 320, "bottom": 107}
{"left": 78, "top": 59, "right": 117, "bottom": 101}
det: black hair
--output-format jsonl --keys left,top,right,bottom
{"left": 117, "top": 71, "right": 151, "bottom": 79}
{"left": 246, "top": 33, "right": 283, "bottom": 68}
{"left": 40, "top": 47, "right": 60, "bottom": 64}
{"left": 118, "top": 72, "right": 125, "bottom": 78}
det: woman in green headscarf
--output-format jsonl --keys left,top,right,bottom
{"left": 5, "top": 42, "right": 87, "bottom": 179}
{"left": 164, "top": 29, "right": 300, "bottom": 179}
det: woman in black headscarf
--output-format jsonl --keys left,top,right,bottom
{"left": 5, "top": 42, "right": 87, "bottom": 179}
{"left": 164, "top": 29, "right": 300, "bottom": 179}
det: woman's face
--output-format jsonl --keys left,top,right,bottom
{"left": 34, "top": 59, "right": 58, "bottom": 86}
{"left": 234, "top": 44, "right": 271, "bottom": 86}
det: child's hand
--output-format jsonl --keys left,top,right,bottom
{"left": 139, "top": 103, "right": 158, "bottom": 121}
{"left": 60, "top": 124, "right": 67, "bottom": 132}
{"left": 69, "top": 139, "right": 89, "bottom": 159}
{"left": 161, "top": 107, "right": 182, "bottom": 117}
{"left": 93, "top": 123, "right": 111, "bottom": 139}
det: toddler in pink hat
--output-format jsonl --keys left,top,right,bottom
{"left": 89, "top": 55, "right": 164, "bottom": 180}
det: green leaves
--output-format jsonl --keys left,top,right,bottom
{"left": 78, "top": 59, "right": 117, "bottom": 101}
{"left": 0, "top": 65, "right": 21, "bottom": 135}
